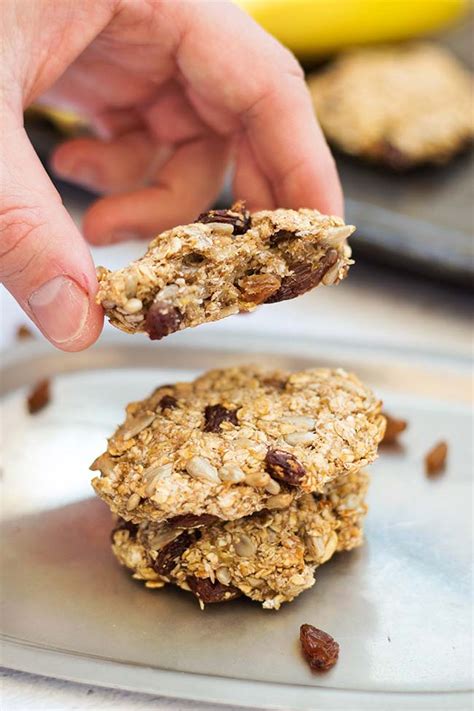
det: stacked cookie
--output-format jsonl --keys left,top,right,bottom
{"left": 91, "top": 366, "right": 385, "bottom": 609}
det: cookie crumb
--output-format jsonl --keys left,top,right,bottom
{"left": 27, "top": 379, "right": 51, "bottom": 415}
{"left": 300, "top": 624, "right": 339, "bottom": 672}
{"left": 381, "top": 412, "right": 407, "bottom": 445}
{"left": 16, "top": 324, "right": 35, "bottom": 341}
{"left": 424, "top": 440, "right": 448, "bottom": 477}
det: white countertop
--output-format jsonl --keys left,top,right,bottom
{"left": 1, "top": 223, "right": 472, "bottom": 711}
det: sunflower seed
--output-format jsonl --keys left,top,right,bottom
{"left": 234, "top": 534, "right": 257, "bottom": 557}
{"left": 126, "top": 493, "right": 141, "bottom": 511}
{"left": 125, "top": 273, "right": 138, "bottom": 296}
{"left": 218, "top": 464, "right": 246, "bottom": 483}
{"left": 305, "top": 534, "right": 326, "bottom": 559}
{"left": 284, "top": 431, "right": 317, "bottom": 446}
{"left": 150, "top": 529, "right": 181, "bottom": 550}
{"left": 123, "top": 297, "right": 143, "bottom": 314}
{"left": 322, "top": 261, "right": 341, "bottom": 286}
{"left": 122, "top": 413, "right": 156, "bottom": 441}
{"left": 265, "top": 493, "right": 294, "bottom": 509}
{"left": 244, "top": 471, "right": 271, "bottom": 488}
{"left": 144, "top": 463, "right": 173, "bottom": 495}
{"left": 89, "top": 453, "right": 116, "bottom": 477}
{"left": 215, "top": 566, "right": 232, "bottom": 586}
{"left": 186, "top": 456, "right": 219, "bottom": 484}
{"left": 264, "top": 478, "right": 281, "bottom": 495}
{"left": 321, "top": 531, "right": 338, "bottom": 563}
{"left": 280, "top": 415, "right": 315, "bottom": 430}
{"left": 325, "top": 225, "right": 353, "bottom": 249}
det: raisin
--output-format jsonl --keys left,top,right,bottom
{"left": 265, "top": 250, "right": 338, "bottom": 303}
{"left": 183, "top": 252, "right": 205, "bottom": 266}
{"left": 197, "top": 201, "right": 251, "bottom": 235}
{"left": 262, "top": 376, "right": 287, "bottom": 391}
{"left": 300, "top": 624, "right": 339, "bottom": 672}
{"left": 265, "top": 448, "right": 305, "bottom": 486}
{"left": 269, "top": 229, "right": 297, "bottom": 247}
{"left": 203, "top": 404, "right": 239, "bottom": 432}
{"left": 111, "top": 518, "right": 138, "bottom": 542}
{"left": 27, "top": 378, "right": 51, "bottom": 415}
{"left": 145, "top": 301, "right": 183, "bottom": 340}
{"left": 167, "top": 513, "right": 219, "bottom": 529}
{"left": 238, "top": 273, "right": 281, "bottom": 304}
{"left": 424, "top": 440, "right": 448, "bottom": 477}
{"left": 153, "top": 531, "right": 193, "bottom": 576}
{"left": 186, "top": 575, "right": 241, "bottom": 603}
{"left": 159, "top": 395, "right": 178, "bottom": 411}
{"left": 16, "top": 324, "right": 35, "bottom": 341}
{"left": 381, "top": 412, "right": 408, "bottom": 445}
{"left": 376, "top": 139, "right": 411, "bottom": 170}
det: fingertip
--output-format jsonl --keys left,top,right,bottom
{"left": 82, "top": 199, "right": 140, "bottom": 245}
{"left": 28, "top": 275, "right": 104, "bottom": 352}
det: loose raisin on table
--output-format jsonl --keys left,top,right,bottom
{"left": 265, "top": 448, "right": 305, "bottom": 486}
{"left": 153, "top": 531, "right": 193, "bottom": 576}
{"left": 16, "top": 324, "right": 35, "bottom": 341}
{"left": 186, "top": 575, "right": 241, "bottom": 603}
{"left": 197, "top": 201, "right": 251, "bottom": 235}
{"left": 167, "top": 513, "right": 218, "bottom": 529}
{"left": 300, "top": 624, "right": 339, "bottom": 672}
{"left": 203, "top": 404, "right": 238, "bottom": 432}
{"left": 145, "top": 302, "right": 183, "bottom": 340}
{"left": 381, "top": 412, "right": 408, "bottom": 445}
{"left": 27, "top": 378, "right": 51, "bottom": 415}
{"left": 424, "top": 440, "right": 448, "bottom": 477}
{"left": 265, "top": 250, "right": 338, "bottom": 303}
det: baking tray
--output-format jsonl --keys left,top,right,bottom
{"left": 0, "top": 331, "right": 472, "bottom": 710}
{"left": 24, "top": 21, "right": 474, "bottom": 289}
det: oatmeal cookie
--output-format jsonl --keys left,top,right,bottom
{"left": 111, "top": 469, "right": 368, "bottom": 609}
{"left": 96, "top": 203, "right": 354, "bottom": 339}
{"left": 91, "top": 366, "right": 384, "bottom": 524}
{"left": 308, "top": 43, "right": 474, "bottom": 169}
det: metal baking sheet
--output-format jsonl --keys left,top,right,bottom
{"left": 0, "top": 331, "right": 472, "bottom": 710}
{"left": 327, "top": 19, "right": 474, "bottom": 288}
{"left": 25, "top": 21, "right": 474, "bottom": 289}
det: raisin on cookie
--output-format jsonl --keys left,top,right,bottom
{"left": 91, "top": 366, "right": 385, "bottom": 525}
{"left": 111, "top": 469, "right": 369, "bottom": 609}
{"left": 309, "top": 43, "right": 474, "bottom": 169}
{"left": 96, "top": 203, "right": 354, "bottom": 339}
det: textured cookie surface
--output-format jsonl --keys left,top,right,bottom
{"left": 309, "top": 43, "right": 474, "bottom": 168}
{"left": 91, "top": 366, "right": 384, "bottom": 524}
{"left": 111, "top": 469, "right": 368, "bottom": 609}
{"left": 96, "top": 203, "right": 354, "bottom": 338}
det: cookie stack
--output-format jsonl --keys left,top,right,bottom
{"left": 91, "top": 366, "right": 385, "bottom": 609}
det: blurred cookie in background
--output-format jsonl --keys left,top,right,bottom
{"left": 308, "top": 43, "right": 474, "bottom": 169}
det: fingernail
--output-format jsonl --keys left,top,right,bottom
{"left": 57, "top": 161, "right": 100, "bottom": 189}
{"left": 75, "top": 164, "right": 100, "bottom": 188}
{"left": 28, "top": 276, "right": 90, "bottom": 345}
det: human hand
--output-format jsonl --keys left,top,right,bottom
{"left": 1, "top": 0, "right": 342, "bottom": 351}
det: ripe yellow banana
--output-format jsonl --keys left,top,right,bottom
{"left": 235, "top": 0, "right": 469, "bottom": 57}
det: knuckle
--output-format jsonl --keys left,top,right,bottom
{"left": 0, "top": 202, "right": 47, "bottom": 282}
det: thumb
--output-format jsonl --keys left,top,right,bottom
{"left": 1, "top": 118, "right": 103, "bottom": 351}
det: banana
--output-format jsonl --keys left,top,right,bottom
{"left": 235, "top": 0, "right": 469, "bottom": 57}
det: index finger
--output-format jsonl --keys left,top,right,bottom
{"left": 172, "top": 1, "right": 343, "bottom": 215}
